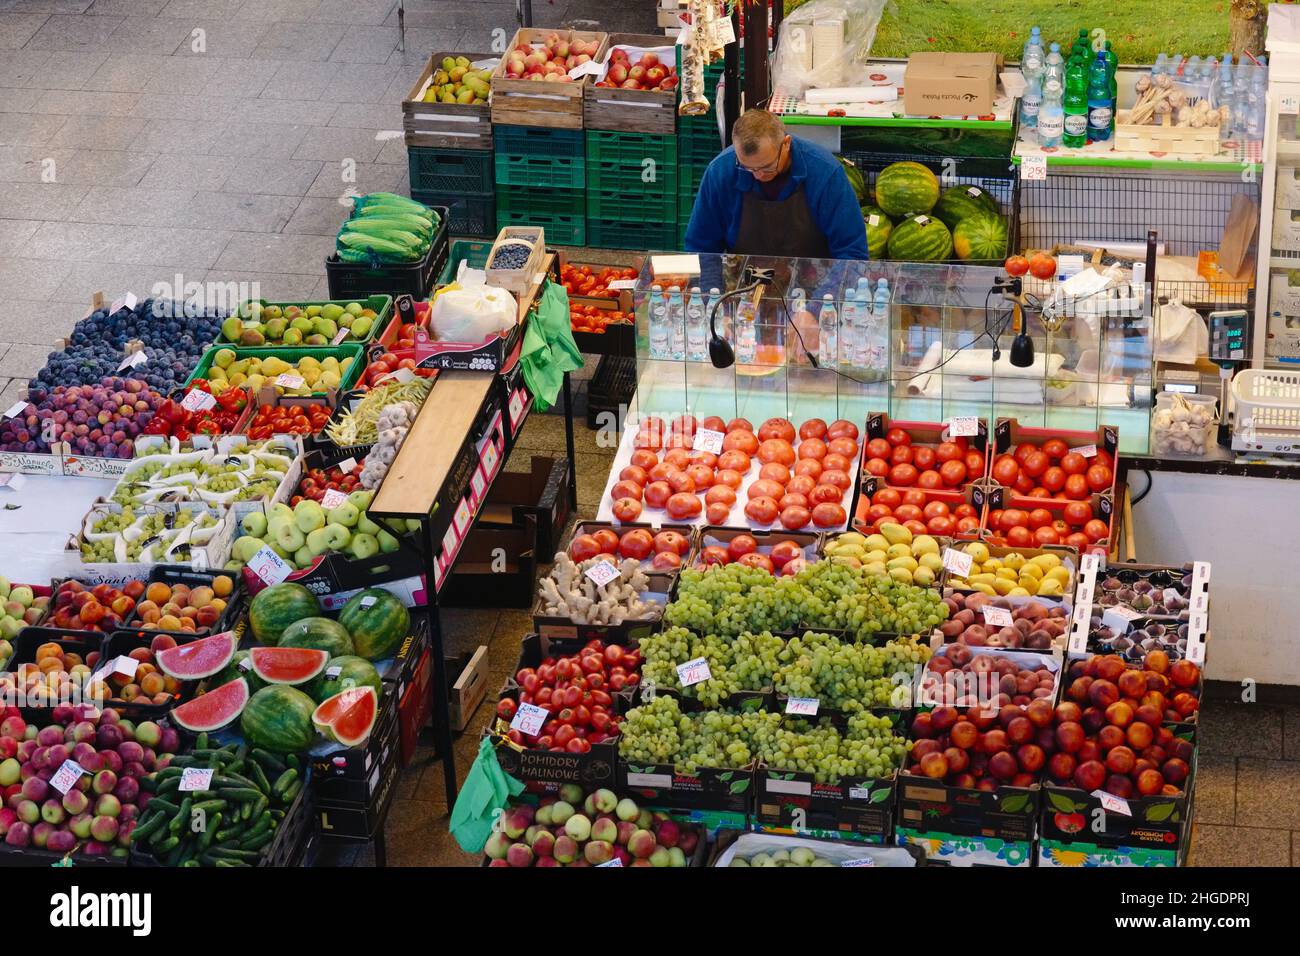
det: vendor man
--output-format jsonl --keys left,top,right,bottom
{"left": 683, "top": 108, "right": 868, "bottom": 260}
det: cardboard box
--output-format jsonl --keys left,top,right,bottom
{"left": 490, "top": 731, "right": 618, "bottom": 787}
{"left": 753, "top": 767, "right": 897, "bottom": 843}
{"left": 895, "top": 773, "right": 1040, "bottom": 843}
{"left": 447, "top": 644, "right": 489, "bottom": 733}
{"left": 1275, "top": 208, "right": 1300, "bottom": 252}
{"left": 399, "top": 646, "right": 433, "bottom": 765}
{"left": 477, "top": 454, "right": 571, "bottom": 557}
{"left": 903, "top": 52, "right": 1000, "bottom": 118}
{"left": 895, "top": 827, "right": 1033, "bottom": 866}
{"left": 619, "top": 761, "right": 754, "bottom": 815}
{"left": 1268, "top": 273, "right": 1300, "bottom": 360}
{"left": 317, "top": 754, "right": 399, "bottom": 841}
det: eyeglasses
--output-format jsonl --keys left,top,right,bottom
{"left": 737, "top": 138, "right": 787, "bottom": 176}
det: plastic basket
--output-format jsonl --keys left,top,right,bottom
{"left": 1232, "top": 369, "right": 1300, "bottom": 434}
{"left": 407, "top": 146, "right": 494, "bottom": 195}
{"left": 494, "top": 125, "right": 586, "bottom": 189}
{"left": 326, "top": 208, "right": 449, "bottom": 300}
{"left": 494, "top": 123, "right": 585, "bottom": 157}
{"left": 185, "top": 343, "right": 366, "bottom": 394}
{"left": 498, "top": 207, "right": 586, "bottom": 246}
{"left": 586, "top": 216, "right": 678, "bottom": 251}
{"left": 123, "top": 566, "right": 243, "bottom": 636}
{"left": 411, "top": 190, "right": 495, "bottom": 238}
{"left": 587, "top": 160, "right": 679, "bottom": 194}
{"left": 436, "top": 239, "right": 493, "bottom": 286}
{"left": 586, "top": 129, "right": 678, "bottom": 169}
{"left": 587, "top": 186, "right": 676, "bottom": 224}
{"left": 218, "top": 295, "right": 393, "bottom": 348}
{"left": 586, "top": 355, "right": 636, "bottom": 428}
{"left": 678, "top": 129, "right": 722, "bottom": 168}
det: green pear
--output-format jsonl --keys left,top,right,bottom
{"left": 349, "top": 533, "right": 380, "bottom": 560}
{"left": 356, "top": 513, "right": 381, "bottom": 536}
{"left": 321, "top": 303, "right": 345, "bottom": 322}
{"left": 290, "top": 316, "right": 313, "bottom": 333}
{"left": 0, "top": 577, "right": 9, "bottom": 600}
{"left": 294, "top": 500, "right": 326, "bottom": 534}
{"left": 377, "top": 529, "right": 401, "bottom": 553}
{"left": 221, "top": 317, "right": 243, "bottom": 342}
{"left": 327, "top": 501, "right": 360, "bottom": 528}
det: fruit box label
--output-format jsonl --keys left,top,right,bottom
{"left": 0, "top": 451, "right": 63, "bottom": 476}
{"left": 61, "top": 454, "right": 131, "bottom": 478}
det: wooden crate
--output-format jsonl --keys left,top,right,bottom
{"left": 583, "top": 33, "right": 679, "bottom": 134}
{"left": 1114, "top": 112, "right": 1221, "bottom": 157}
{"left": 490, "top": 28, "right": 608, "bottom": 130}
{"left": 402, "top": 52, "right": 495, "bottom": 151}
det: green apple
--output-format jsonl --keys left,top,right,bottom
{"left": 355, "top": 513, "right": 381, "bottom": 537}
{"left": 9, "top": 586, "right": 32, "bottom": 608}
{"left": 305, "top": 527, "right": 332, "bottom": 557}
{"left": 0, "top": 577, "right": 10, "bottom": 600}
{"left": 275, "top": 522, "right": 306, "bottom": 552}
{"left": 294, "top": 500, "right": 326, "bottom": 534}
{"left": 322, "top": 523, "right": 351, "bottom": 551}
{"left": 294, "top": 545, "right": 315, "bottom": 569}
{"left": 269, "top": 542, "right": 292, "bottom": 560}
{"left": 241, "top": 511, "right": 268, "bottom": 538}
{"left": 349, "top": 533, "right": 380, "bottom": 559}
{"left": 0, "top": 618, "right": 20, "bottom": 640}
{"left": 347, "top": 490, "right": 373, "bottom": 511}
{"left": 327, "top": 501, "right": 360, "bottom": 528}
{"left": 268, "top": 502, "right": 294, "bottom": 523}
{"left": 232, "top": 536, "right": 265, "bottom": 563}
{"left": 377, "top": 529, "right": 401, "bottom": 553}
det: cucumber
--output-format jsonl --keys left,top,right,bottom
{"left": 169, "top": 798, "right": 192, "bottom": 835}
{"left": 214, "top": 859, "right": 249, "bottom": 867}
{"left": 241, "top": 830, "right": 274, "bottom": 852}
{"left": 191, "top": 799, "right": 226, "bottom": 816}
{"left": 131, "top": 811, "right": 167, "bottom": 843}
{"left": 197, "top": 812, "right": 222, "bottom": 852}
{"left": 272, "top": 768, "right": 298, "bottom": 797}
{"left": 145, "top": 798, "right": 179, "bottom": 816}
{"left": 196, "top": 732, "right": 208, "bottom": 749}
{"left": 251, "top": 749, "right": 286, "bottom": 776}
{"left": 248, "top": 760, "right": 271, "bottom": 795}
{"left": 154, "top": 835, "right": 180, "bottom": 854}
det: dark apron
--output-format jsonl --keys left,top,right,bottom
{"left": 730, "top": 182, "right": 830, "bottom": 259}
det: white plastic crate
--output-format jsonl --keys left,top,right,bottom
{"left": 1231, "top": 368, "right": 1300, "bottom": 452}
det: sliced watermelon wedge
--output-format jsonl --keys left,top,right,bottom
{"left": 157, "top": 631, "right": 238, "bottom": 680}
{"left": 171, "top": 678, "right": 249, "bottom": 732}
{"left": 312, "top": 685, "right": 378, "bottom": 746}
{"left": 250, "top": 646, "right": 329, "bottom": 686}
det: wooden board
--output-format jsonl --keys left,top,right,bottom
{"left": 368, "top": 371, "right": 493, "bottom": 519}
{"left": 583, "top": 33, "right": 679, "bottom": 134}
{"left": 490, "top": 28, "right": 608, "bottom": 130}
{"left": 402, "top": 52, "right": 494, "bottom": 151}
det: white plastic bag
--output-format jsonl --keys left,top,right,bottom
{"left": 429, "top": 270, "right": 517, "bottom": 345}
{"left": 1154, "top": 298, "right": 1209, "bottom": 365}
{"left": 773, "top": 0, "right": 888, "bottom": 98}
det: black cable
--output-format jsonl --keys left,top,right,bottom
{"left": 1129, "top": 468, "right": 1153, "bottom": 506}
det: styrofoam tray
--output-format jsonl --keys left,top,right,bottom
{"left": 595, "top": 422, "right": 854, "bottom": 531}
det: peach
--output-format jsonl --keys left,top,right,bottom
{"left": 212, "top": 575, "right": 233, "bottom": 598}
{"left": 1126, "top": 721, "right": 1154, "bottom": 751}
{"left": 158, "top": 615, "right": 183, "bottom": 631}
{"left": 1105, "top": 745, "right": 1135, "bottom": 775}
{"left": 188, "top": 586, "right": 214, "bottom": 609}
{"left": 1104, "top": 701, "right": 1134, "bottom": 728}
{"left": 139, "top": 672, "right": 165, "bottom": 696}
{"left": 179, "top": 606, "right": 199, "bottom": 620}
{"left": 145, "top": 583, "right": 171, "bottom": 605}
{"left": 128, "top": 647, "right": 151, "bottom": 663}
{"left": 123, "top": 580, "right": 146, "bottom": 600}
{"left": 196, "top": 606, "right": 220, "bottom": 628}
{"left": 209, "top": 598, "right": 227, "bottom": 615}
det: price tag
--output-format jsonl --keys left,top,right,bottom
{"left": 49, "top": 760, "right": 87, "bottom": 796}
{"left": 1080, "top": 552, "right": 1100, "bottom": 573}
{"left": 275, "top": 374, "right": 306, "bottom": 390}
{"left": 247, "top": 545, "right": 292, "bottom": 585}
{"left": 867, "top": 214, "right": 881, "bottom": 227}
{"left": 508, "top": 390, "right": 526, "bottom": 429}
{"left": 1192, "top": 590, "right": 1208, "bottom": 612}
{"left": 947, "top": 416, "right": 979, "bottom": 438}
{"left": 0, "top": 473, "right": 27, "bottom": 492}
{"left": 1068, "top": 630, "right": 1088, "bottom": 655}
{"left": 453, "top": 497, "right": 472, "bottom": 536}
{"left": 2, "top": 401, "right": 28, "bottom": 420}
{"left": 1282, "top": 93, "right": 1300, "bottom": 115}
{"left": 785, "top": 697, "right": 819, "bottom": 716}
{"left": 117, "top": 350, "right": 147, "bottom": 373}
{"left": 584, "top": 560, "right": 620, "bottom": 587}
{"left": 1102, "top": 605, "right": 1143, "bottom": 633}
{"left": 470, "top": 469, "right": 487, "bottom": 501}
{"left": 113, "top": 656, "right": 138, "bottom": 679}
{"left": 841, "top": 857, "right": 875, "bottom": 867}
{"left": 238, "top": 656, "right": 253, "bottom": 672}
{"left": 321, "top": 488, "right": 348, "bottom": 510}
{"left": 481, "top": 440, "right": 499, "bottom": 475}
{"left": 180, "top": 389, "right": 216, "bottom": 412}
{"left": 942, "top": 548, "right": 973, "bottom": 578}
{"left": 981, "top": 605, "right": 1014, "bottom": 627}
{"left": 510, "top": 702, "right": 548, "bottom": 736}
{"left": 109, "top": 292, "right": 138, "bottom": 315}
{"left": 360, "top": 595, "right": 377, "bottom": 609}
{"left": 676, "top": 657, "right": 712, "bottom": 687}
{"left": 325, "top": 665, "right": 343, "bottom": 679}
{"left": 848, "top": 786, "right": 871, "bottom": 800}
{"left": 1092, "top": 790, "right": 1132, "bottom": 816}
{"left": 331, "top": 329, "right": 349, "bottom": 345}
{"left": 693, "top": 427, "right": 724, "bottom": 454}
{"left": 597, "top": 858, "right": 624, "bottom": 867}
{"left": 337, "top": 457, "right": 357, "bottom": 474}
{"left": 1076, "top": 581, "right": 1093, "bottom": 605}
{"left": 716, "top": 16, "right": 736, "bottom": 44}
{"left": 1021, "top": 155, "right": 1048, "bottom": 181}
{"left": 179, "top": 768, "right": 214, "bottom": 792}
{"left": 1188, "top": 610, "right": 1208, "bottom": 639}
{"left": 606, "top": 279, "right": 637, "bottom": 290}
{"left": 1070, "top": 444, "right": 1097, "bottom": 458}
{"left": 190, "top": 549, "right": 208, "bottom": 571}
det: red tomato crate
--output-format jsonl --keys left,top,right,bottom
{"left": 852, "top": 475, "right": 987, "bottom": 542}
{"left": 859, "top": 412, "right": 990, "bottom": 496}
{"left": 988, "top": 419, "right": 1119, "bottom": 506}
{"left": 981, "top": 484, "right": 1115, "bottom": 557}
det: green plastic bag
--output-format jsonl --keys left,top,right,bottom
{"left": 449, "top": 737, "right": 525, "bottom": 855}
{"left": 519, "top": 279, "right": 583, "bottom": 413}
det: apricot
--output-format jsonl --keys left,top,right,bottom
{"left": 212, "top": 575, "right": 233, "bottom": 598}
{"left": 35, "top": 643, "right": 63, "bottom": 662}
{"left": 139, "top": 672, "right": 165, "bottom": 696}
{"left": 145, "top": 582, "right": 171, "bottom": 605}
{"left": 158, "top": 614, "right": 183, "bottom": 631}
{"left": 188, "top": 586, "right": 214, "bottom": 609}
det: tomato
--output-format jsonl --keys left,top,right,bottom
{"left": 991, "top": 455, "right": 1019, "bottom": 486}
{"left": 921, "top": 500, "right": 949, "bottom": 520}
{"left": 888, "top": 463, "right": 918, "bottom": 487}
{"left": 863, "top": 438, "right": 888, "bottom": 460}
{"left": 956, "top": 516, "right": 980, "bottom": 533}
{"left": 652, "top": 551, "right": 682, "bottom": 571}
{"left": 592, "top": 529, "right": 620, "bottom": 553}
{"left": 663, "top": 432, "right": 693, "bottom": 451}
{"left": 758, "top": 418, "right": 796, "bottom": 442}
{"left": 705, "top": 484, "right": 737, "bottom": 506}
{"left": 797, "top": 438, "right": 828, "bottom": 461}
{"left": 1040, "top": 466, "right": 1066, "bottom": 493}
{"left": 671, "top": 414, "right": 697, "bottom": 437}
{"left": 1028, "top": 253, "right": 1057, "bottom": 279}
{"left": 744, "top": 496, "right": 779, "bottom": 525}
{"left": 1059, "top": 452, "right": 1087, "bottom": 475}
{"left": 779, "top": 505, "right": 811, "bottom": 529}
{"left": 630, "top": 450, "right": 659, "bottom": 472}
{"left": 1065, "top": 532, "right": 1091, "bottom": 550}
{"left": 689, "top": 451, "right": 718, "bottom": 469}
{"left": 863, "top": 457, "right": 888, "bottom": 477}
{"left": 889, "top": 444, "right": 914, "bottom": 466}
{"left": 723, "top": 430, "right": 759, "bottom": 455}
{"left": 727, "top": 418, "right": 753, "bottom": 432}
{"left": 964, "top": 450, "right": 985, "bottom": 477}
{"left": 569, "top": 534, "right": 602, "bottom": 562}
{"left": 1084, "top": 519, "right": 1109, "bottom": 542}
{"left": 706, "top": 502, "right": 731, "bottom": 524}
{"left": 618, "top": 529, "right": 654, "bottom": 559}
{"left": 714, "top": 469, "right": 744, "bottom": 490}
{"left": 1022, "top": 450, "right": 1049, "bottom": 479}
{"left": 916, "top": 469, "right": 943, "bottom": 490}
{"left": 793, "top": 458, "right": 824, "bottom": 480}
{"left": 643, "top": 481, "right": 672, "bottom": 508}
{"left": 699, "top": 545, "right": 730, "bottom": 566}
{"left": 1007, "top": 526, "right": 1034, "bottom": 547}
{"left": 1041, "top": 438, "right": 1068, "bottom": 460}
{"left": 685, "top": 464, "right": 714, "bottom": 489}
{"left": 786, "top": 475, "right": 817, "bottom": 497}
{"left": 867, "top": 504, "right": 893, "bottom": 522}
{"left": 634, "top": 429, "right": 662, "bottom": 451}
{"left": 1014, "top": 472, "right": 1035, "bottom": 495}
{"left": 745, "top": 479, "right": 783, "bottom": 502}
{"left": 1000, "top": 509, "right": 1028, "bottom": 532}
{"left": 1086, "top": 463, "right": 1112, "bottom": 493}
{"left": 912, "top": 446, "right": 936, "bottom": 471}
{"left": 666, "top": 470, "right": 696, "bottom": 495}
{"left": 726, "top": 534, "right": 758, "bottom": 561}
{"left": 663, "top": 448, "right": 690, "bottom": 470}
{"left": 1026, "top": 508, "right": 1052, "bottom": 530}
{"left": 758, "top": 439, "right": 795, "bottom": 466}
{"left": 717, "top": 450, "right": 751, "bottom": 473}
{"left": 828, "top": 437, "right": 859, "bottom": 460}
{"left": 823, "top": 453, "right": 851, "bottom": 473}
{"left": 817, "top": 470, "right": 849, "bottom": 492}
{"left": 895, "top": 503, "right": 924, "bottom": 522}
{"left": 954, "top": 503, "right": 976, "bottom": 519}
{"left": 873, "top": 488, "right": 902, "bottom": 508}
{"left": 654, "top": 531, "right": 690, "bottom": 556}
{"left": 927, "top": 515, "right": 955, "bottom": 535}
{"left": 1064, "top": 474, "right": 1090, "bottom": 500}
{"left": 1034, "top": 525, "right": 1061, "bottom": 546}
{"left": 611, "top": 479, "right": 642, "bottom": 501}
{"left": 828, "top": 420, "right": 860, "bottom": 441}
{"left": 737, "top": 551, "right": 775, "bottom": 573}
{"left": 619, "top": 465, "right": 648, "bottom": 486}
{"left": 812, "top": 502, "right": 847, "bottom": 528}
{"left": 666, "top": 493, "right": 702, "bottom": 520}
{"left": 937, "top": 459, "right": 966, "bottom": 487}
{"left": 648, "top": 462, "right": 679, "bottom": 483}
{"left": 760, "top": 461, "right": 792, "bottom": 484}
{"left": 778, "top": 492, "right": 809, "bottom": 512}
{"left": 1062, "top": 501, "right": 1092, "bottom": 526}
{"left": 1004, "top": 255, "right": 1029, "bottom": 276}
{"left": 701, "top": 416, "right": 727, "bottom": 432}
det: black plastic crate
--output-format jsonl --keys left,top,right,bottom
{"left": 411, "top": 189, "right": 495, "bottom": 238}
{"left": 124, "top": 566, "right": 243, "bottom": 637}
{"left": 4, "top": 626, "right": 104, "bottom": 679}
{"left": 585, "top": 354, "right": 636, "bottom": 429}
{"left": 407, "top": 146, "right": 494, "bottom": 195}
{"left": 326, "top": 208, "right": 449, "bottom": 300}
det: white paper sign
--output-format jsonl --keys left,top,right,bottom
{"left": 321, "top": 488, "right": 348, "bottom": 510}
{"left": 981, "top": 604, "right": 1014, "bottom": 627}
{"left": 1102, "top": 605, "right": 1143, "bottom": 632}
{"left": 693, "top": 428, "right": 725, "bottom": 454}
{"left": 179, "top": 768, "right": 215, "bottom": 792}
{"left": 677, "top": 657, "right": 712, "bottom": 687}
{"left": 606, "top": 279, "right": 637, "bottom": 290}
{"left": 947, "top": 416, "right": 979, "bottom": 438}
{"left": 275, "top": 374, "right": 306, "bottom": 390}
{"left": 248, "top": 545, "right": 292, "bottom": 585}
{"left": 785, "top": 697, "right": 820, "bottom": 716}
{"left": 0, "top": 473, "right": 26, "bottom": 491}
{"left": 49, "top": 760, "right": 87, "bottom": 796}
{"left": 359, "top": 595, "right": 377, "bottom": 609}
{"left": 1068, "top": 630, "right": 1088, "bottom": 655}
{"left": 1070, "top": 444, "right": 1097, "bottom": 458}
{"left": 597, "top": 858, "right": 624, "bottom": 867}
{"left": 113, "top": 656, "right": 139, "bottom": 679}
{"left": 942, "top": 548, "right": 973, "bottom": 578}
{"left": 377, "top": 368, "right": 416, "bottom": 385}
{"left": 1021, "top": 155, "right": 1048, "bottom": 181}
{"left": 109, "top": 292, "right": 138, "bottom": 315}
{"left": 117, "top": 350, "right": 147, "bottom": 373}
{"left": 337, "top": 457, "right": 357, "bottom": 474}
{"left": 584, "top": 560, "right": 620, "bottom": 587}
{"left": 180, "top": 389, "right": 216, "bottom": 413}
{"left": 325, "top": 665, "right": 343, "bottom": 679}
{"left": 1192, "top": 561, "right": 1211, "bottom": 587}
{"left": 1185, "top": 639, "right": 1206, "bottom": 665}
{"left": 1092, "top": 790, "right": 1132, "bottom": 816}
{"left": 331, "top": 329, "right": 350, "bottom": 345}
{"left": 510, "top": 702, "right": 549, "bottom": 736}
{"left": 2, "top": 402, "right": 28, "bottom": 420}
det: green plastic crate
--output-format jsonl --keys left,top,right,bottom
{"left": 587, "top": 187, "right": 676, "bottom": 224}
{"left": 679, "top": 161, "right": 708, "bottom": 194}
{"left": 494, "top": 124, "right": 585, "bottom": 157}
{"left": 494, "top": 125, "right": 586, "bottom": 189}
{"left": 496, "top": 185, "right": 586, "bottom": 245}
{"left": 586, "top": 217, "right": 678, "bottom": 251}
{"left": 436, "top": 239, "right": 493, "bottom": 286}
{"left": 497, "top": 208, "right": 586, "bottom": 246}
{"left": 585, "top": 130, "right": 678, "bottom": 171}
{"left": 219, "top": 295, "right": 392, "bottom": 347}
{"left": 678, "top": 186, "right": 696, "bottom": 223}
{"left": 407, "top": 146, "right": 494, "bottom": 196}
{"left": 185, "top": 343, "right": 366, "bottom": 394}
{"left": 679, "top": 129, "right": 722, "bottom": 168}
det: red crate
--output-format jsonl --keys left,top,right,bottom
{"left": 860, "top": 412, "right": 989, "bottom": 496}
{"left": 852, "top": 475, "right": 985, "bottom": 542}
{"left": 981, "top": 485, "right": 1114, "bottom": 557}
{"left": 988, "top": 419, "right": 1118, "bottom": 504}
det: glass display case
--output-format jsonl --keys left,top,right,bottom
{"left": 632, "top": 254, "right": 1153, "bottom": 452}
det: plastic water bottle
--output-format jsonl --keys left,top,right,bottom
{"left": 790, "top": 286, "right": 806, "bottom": 318}
{"left": 1086, "top": 52, "right": 1113, "bottom": 143}
{"left": 1022, "top": 28, "right": 1044, "bottom": 82}
{"left": 1037, "top": 73, "right": 1064, "bottom": 148}
{"left": 1248, "top": 70, "right": 1266, "bottom": 142}
{"left": 1044, "top": 43, "right": 1064, "bottom": 92}
{"left": 818, "top": 294, "right": 838, "bottom": 367}
{"left": 868, "top": 279, "right": 890, "bottom": 369}
{"left": 1062, "top": 57, "right": 1088, "bottom": 148}
{"left": 735, "top": 292, "right": 756, "bottom": 363}
{"left": 1171, "top": 54, "right": 1184, "bottom": 77}
{"left": 685, "top": 286, "right": 707, "bottom": 362}
{"left": 648, "top": 284, "right": 668, "bottom": 358}
{"left": 837, "top": 286, "right": 859, "bottom": 368}
{"left": 1186, "top": 54, "right": 1201, "bottom": 77}
{"left": 1218, "top": 68, "right": 1235, "bottom": 141}
{"left": 1153, "top": 53, "right": 1168, "bottom": 77}
{"left": 1020, "top": 72, "right": 1043, "bottom": 129}
{"left": 665, "top": 286, "right": 685, "bottom": 360}
{"left": 706, "top": 286, "right": 726, "bottom": 345}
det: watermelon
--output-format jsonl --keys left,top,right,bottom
{"left": 337, "top": 589, "right": 409, "bottom": 661}
{"left": 209, "top": 650, "right": 265, "bottom": 694}
{"left": 171, "top": 678, "right": 249, "bottom": 732}
{"left": 932, "top": 184, "right": 1001, "bottom": 230}
{"left": 278, "top": 617, "right": 354, "bottom": 658}
{"left": 241, "top": 684, "right": 316, "bottom": 754}
{"left": 862, "top": 205, "right": 893, "bottom": 261}
{"left": 874, "top": 161, "right": 940, "bottom": 218}
{"left": 250, "top": 646, "right": 330, "bottom": 686}
{"left": 157, "top": 632, "right": 237, "bottom": 680}
{"left": 887, "top": 214, "right": 953, "bottom": 262}
{"left": 953, "top": 212, "right": 1009, "bottom": 261}
{"left": 838, "top": 156, "right": 867, "bottom": 204}
{"left": 303, "top": 655, "right": 382, "bottom": 703}
{"left": 248, "top": 582, "right": 320, "bottom": 644}
{"left": 312, "top": 685, "right": 378, "bottom": 746}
